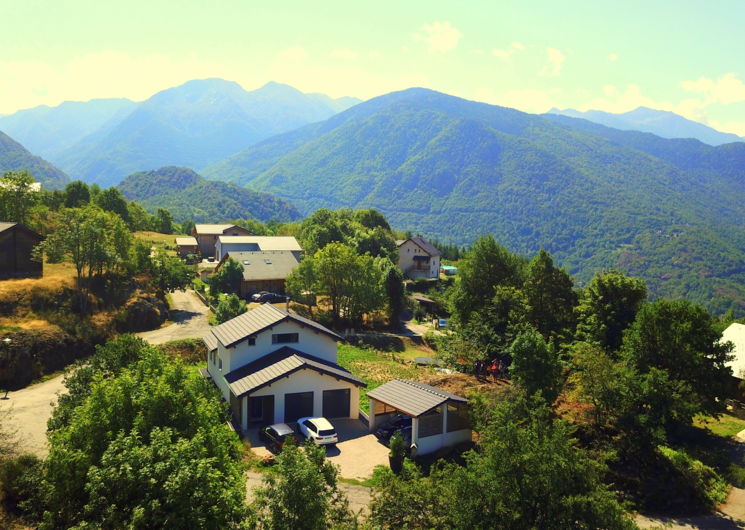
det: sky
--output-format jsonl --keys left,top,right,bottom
{"left": 3, "top": 0, "right": 745, "bottom": 134}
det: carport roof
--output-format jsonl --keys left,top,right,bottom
{"left": 367, "top": 379, "right": 467, "bottom": 417}
{"left": 225, "top": 346, "right": 365, "bottom": 397}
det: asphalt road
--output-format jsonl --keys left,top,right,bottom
{"left": 137, "top": 289, "right": 210, "bottom": 345}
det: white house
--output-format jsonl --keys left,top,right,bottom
{"left": 367, "top": 379, "right": 471, "bottom": 456}
{"left": 203, "top": 304, "right": 365, "bottom": 432}
{"left": 215, "top": 236, "right": 303, "bottom": 262}
{"left": 722, "top": 323, "right": 745, "bottom": 380}
{"left": 396, "top": 237, "right": 441, "bottom": 279}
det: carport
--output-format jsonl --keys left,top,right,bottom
{"left": 367, "top": 379, "right": 472, "bottom": 456}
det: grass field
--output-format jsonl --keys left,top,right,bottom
{"left": 694, "top": 413, "right": 745, "bottom": 438}
{"left": 134, "top": 231, "right": 179, "bottom": 254}
{"left": 337, "top": 343, "right": 437, "bottom": 411}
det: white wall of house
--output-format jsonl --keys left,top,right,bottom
{"left": 397, "top": 240, "right": 440, "bottom": 279}
{"left": 247, "top": 368, "right": 360, "bottom": 425}
{"left": 216, "top": 241, "right": 260, "bottom": 261}
{"left": 412, "top": 404, "right": 471, "bottom": 455}
{"left": 206, "top": 349, "right": 231, "bottom": 401}
{"left": 224, "top": 320, "right": 338, "bottom": 372}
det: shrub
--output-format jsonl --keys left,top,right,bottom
{"left": 157, "top": 339, "right": 207, "bottom": 364}
{"left": 0, "top": 454, "right": 43, "bottom": 518}
{"left": 114, "top": 292, "right": 168, "bottom": 332}
{"left": 657, "top": 445, "right": 728, "bottom": 509}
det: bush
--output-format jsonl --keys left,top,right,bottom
{"left": 114, "top": 292, "right": 168, "bottom": 332}
{"left": 0, "top": 454, "right": 43, "bottom": 517}
{"left": 657, "top": 445, "right": 728, "bottom": 509}
{"left": 157, "top": 339, "right": 207, "bottom": 364}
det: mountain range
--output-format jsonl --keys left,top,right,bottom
{"left": 202, "top": 88, "right": 745, "bottom": 315}
{"left": 117, "top": 166, "right": 300, "bottom": 224}
{"left": 0, "top": 79, "right": 360, "bottom": 187}
{"left": 0, "top": 131, "right": 70, "bottom": 189}
{"left": 548, "top": 106, "right": 744, "bottom": 146}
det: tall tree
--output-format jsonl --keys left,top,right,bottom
{"left": 0, "top": 170, "right": 37, "bottom": 224}
{"left": 450, "top": 235, "right": 524, "bottom": 324}
{"left": 251, "top": 441, "right": 352, "bottom": 529}
{"left": 382, "top": 261, "right": 405, "bottom": 326}
{"left": 63, "top": 180, "right": 90, "bottom": 208}
{"left": 36, "top": 206, "right": 131, "bottom": 313}
{"left": 41, "top": 350, "right": 247, "bottom": 529}
{"left": 94, "top": 187, "right": 130, "bottom": 224}
{"left": 621, "top": 299, "right": 734, "bottom": 418}
{"left": 298, "top": 208, "right": 352, "bottom": 254}
{"left": 509, "top": 328, "right": 563, "bottom": 404}
{"left": 575, "top": 269, "right": 647, "bottom": 353}
{"left": 214, "top": 293, "right": 248, "bottom": 324}
{"left": 208, "top": 257, "right": 243, "bottom": 296}
{"left": 524, "top": 249, "right": 577, "bottom": 341}
{"left": 285, "top": 257, "right": 318, "bottom": 316}
{"left": 154, "top": 208, "right": 174, "bottom": 234}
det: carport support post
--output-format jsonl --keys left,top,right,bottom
{"left": 368, "top": 399, "right": 377, "bottom": 432}
{"left": 241, "top": 396, "right": 248, "bottom": 433}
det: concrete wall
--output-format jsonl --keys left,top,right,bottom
{"left": 248, "top": 368, "right": 360, "bottom": 425}
{"left": 397, "top": 240, "right": 440, "bottom": 279}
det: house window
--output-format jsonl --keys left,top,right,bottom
{"left": 446, "top": 402, "right": 471, "bottom": 432}
{"left": 272, "top": 333, "right": 299, "bottom": 344}
{"left": 248, "top": 337, "right": 256, "bottom": 346}
{"left": 218, "top": 357, "right": 223, "bottom": 370}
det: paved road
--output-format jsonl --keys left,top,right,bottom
{"left": 0, "top": 374, "right": 66, "bottom": 457}
{"left": 137, "top": 289, "right": 210, "bottom": 345}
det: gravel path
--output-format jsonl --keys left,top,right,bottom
{"left": 0, "top": 374, "right": 66, "bottom": 457}
{"left": 137, "top": 289, "right": 210, "bottom": 345}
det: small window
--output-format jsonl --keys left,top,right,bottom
{"left": 248, "top": 337, "right": 256, "bottom": 346}
{"left": 218, "top": 357, "right": 222, "bottom": 370}
{"left": 272, "top": 333, "right": 299, "bottom": 344}
{"left": 264, "top": 258, "right": 272, "bottom": 264}
{"left": 243, "top": 260, "right": 251, "bottom": 265}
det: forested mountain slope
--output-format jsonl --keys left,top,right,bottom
{"left": 205, "top": 88, "right": 745, "bottom": 314}
{"left": 118, "top": 166, "right": 301, "bottom": 223}
{"left": 0, "top": 131, "right": 70, "bottom": 190}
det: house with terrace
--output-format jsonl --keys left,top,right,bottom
{"left": 203, "top": 303, "right": 365, "bottom": 432}
{"left": 396, "top": 237, "right": 441, "bottom": 279}
{"left": 192, "top": 224, "right": 253, "bottom": 258}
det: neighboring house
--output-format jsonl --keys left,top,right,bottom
{"left": 203, "top": 304, "right": 365, "bottom": 431}
{"left": 722, "top": 323, "right": 745, "bottom": 397}
{"left": 174, "top": 236, "right": 198, "bottom": 259}
{"left": 396, "top": 237, "right": 441, "bottom": 279}
{"left": 192, "top": 224, "right": 253, "bottom": 258}
{"left": 216, "top": 250, "right": 300, "bottom": 297}
{"left": 0, "top": 222, "right": 43, "bottom": 280}
{"left": 367, "top": 379, "right": 471, "bottom": 456}
{"left": 215, "top": 236, "right": 303, "bottom": 262}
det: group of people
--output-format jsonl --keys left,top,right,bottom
{"left": 473, "top": 358, "right": 508, "bottom": 381}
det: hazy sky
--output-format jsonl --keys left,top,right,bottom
{"left": 3, "top": 1, "right": 745, "bottom": 134}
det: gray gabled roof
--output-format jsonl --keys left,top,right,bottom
{"left": 203, "top": 332, "right": 218, "bottom": 352}
{"left": 194, "top": 224, "right": 237, "bottom": 235}
{"left": 0, "top": 222, "right": 17, "bottom": 233}
{"left": 223, "top": 250, "right": 299, "bottom": 281}
{"left": 0, "top": 222, "right": 43, "bottom": 240}
{"left": 396, "top": 237, "right": 441, "bottom": 257}
{"left": 207, "top": 303, "right": 341, "bottom": 349}
{"left": 366, "top": 378, "right": 467, "bottom": 417}
{"left": 225, "top": 347, "right": 365, "bottom": 397}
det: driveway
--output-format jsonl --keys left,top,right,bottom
{"left": 0, "top": 373, "right": 66, "bottom": 457}
{"left": 246, "top": 419, "right": 389, "bottom": 480}
{"left": 137, "top": 289, "right": 210, "bottom": 345}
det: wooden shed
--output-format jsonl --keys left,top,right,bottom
{"left": 0, "top": 222, "right": 43, "bottom": 279}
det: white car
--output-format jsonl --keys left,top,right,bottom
{"left": 297, "top": 417, "right": 338, "bottom": 445}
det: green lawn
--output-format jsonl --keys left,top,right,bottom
{"left": 337, "top": 343, "right": 436, "bottom": 412}
{"left": 134, "top": 231, "right": 179, "bottom": 255}
{"left": 693, "top": 413, "right": 745, "bottom": 438}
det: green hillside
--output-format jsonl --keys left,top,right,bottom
{"left": 117, "top": 166, "right": 301, "bottom": 223}
{"left": 204, "top": 88, "right": 745, "bottom": 315}
{"left": 0, "top": 130, "right": 70, "bottom": 190}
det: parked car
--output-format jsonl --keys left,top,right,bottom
{"left": 251, "top": 291, "right": 287, "bottom": 304}
{"left": 258, "top": 423, "right": 296, "bottom": 452}
{"left": 375, "top": 413, "right": 413, "bottom": 443}
{"left": 297, "top": 417, "right": 338, "bottom": 445}
{"left": 435, "top": 318, "right": 449, "bottom": 329}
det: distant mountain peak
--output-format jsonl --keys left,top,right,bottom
{"left": 547, "top": 106, "right": 743, "bottom": 145}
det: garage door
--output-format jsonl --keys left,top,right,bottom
{"left": 284, "top": 391, "right": 314, "bottom": 422}
{"left": 322, "top": 389, "right": 350, "bottom": 418}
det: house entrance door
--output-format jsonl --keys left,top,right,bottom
{"left": 249, "top": 396, "right": 275, "bottom": 424}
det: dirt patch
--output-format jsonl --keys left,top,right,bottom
{"left": 421, "top": 372, "right": 512, "bottom": 397}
